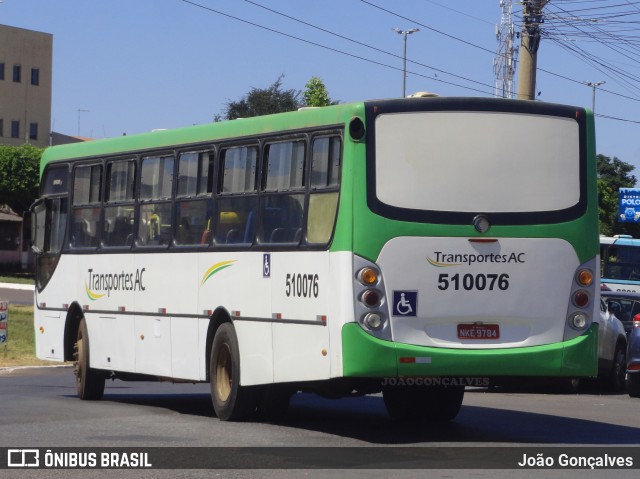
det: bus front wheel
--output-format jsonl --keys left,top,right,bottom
{"left": 74, "top": 318, "right": 105, "bottom": 400}
{"left": 383, "top": 385, "right": 464, "bottom": 423}
{"left": 210, "top": 323, "right": 257, "bottom": 421}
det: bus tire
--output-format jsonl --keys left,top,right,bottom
{"left": 383, "top": 385, "right": 464, "bottom": 423}
{"left": 210, "top": 323, "right": 257, "bottom": 421}
{"left": 74, "top": 318, "right": 105, "bottom": 400}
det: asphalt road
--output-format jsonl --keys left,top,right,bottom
{"left": 0, "top": 283, "right": 34, "bottom": 306}
{"left": 0, "top": 366, "right": 638, "bottom": 478}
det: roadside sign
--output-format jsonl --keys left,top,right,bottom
{"left": 0, "top": 300, "right": 8, "bottom": 345}
{"left": 619, "top": 188, "right": 640, "bottom": 223}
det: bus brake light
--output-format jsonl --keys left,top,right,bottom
{"left": 572, "top": 290, "right": 590, "bottom": 308}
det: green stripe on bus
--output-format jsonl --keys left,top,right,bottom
{"left": 341, "top": 322, "right": 598, "bottom": 378}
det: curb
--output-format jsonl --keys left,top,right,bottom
{"left": 0, "top": 282, "right": 35, "bottom": 291}
{"left": 0, "top": 364, "right": 71, "bottom": 374}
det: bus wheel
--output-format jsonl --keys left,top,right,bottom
{"left": 74, "top": 318, "right": 105, "bottom": 400}
{"left": 210, "top": 323, "right": 257, "bottom": 421}
{"left": 383, "top": 385, "right": 464, "bottom": 423}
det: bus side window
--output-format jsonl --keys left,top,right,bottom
{"left": 307, "top": 192, "right": 339, "bottom": 245}
{"left": 137, "top": 155, "right": 174, "bottom": 248}
{"left": 216, "top": 145, "right": 258, "bottom": 246}
{"left": 103, "top": 160, "right": 136, "bottom": 248}
{"left": 260, "top": 140, "right": 305, "bottom": 245}
{"left": 71, "top": 164, "right": 102, "bottom": 249}
{"left": 175, "top": 150, "right": 214, "bottom": 246}
{"left": 307, "top": 136, "right": 341, "bottom": 245}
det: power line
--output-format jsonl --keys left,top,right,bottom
{"left": 243, "top": 0, "right": 495, "bottom": 93}
{"left": 360, "top": 0, "right": 640, "bottom": 108}
{"left": 597, "top": 113, "right": 640, "bottom": 124}
{"left": 420, "top": 0, "right": 495, "bottom": 26}
{"left": 178, "top": 0, "right": 495, "bottom": 95}
{"left": 178, "top": 0, "right": 640, "bottom": 123}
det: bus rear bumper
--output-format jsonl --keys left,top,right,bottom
{"left": 341, "top": 323, "right": 598, "bottom": 378}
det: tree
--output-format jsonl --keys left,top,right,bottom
{"left": 222, "top": 75, "right": 301, "bottom": 120}
{"left": 303, "top": 76, "right": 334, "bottom": 107}
{"left": 597, "top": 154, "right": 639, "bottom": 236}
{"left": 0, "top": 144, "right": 42, "bottom": 215}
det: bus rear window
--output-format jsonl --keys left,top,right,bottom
{"left": 374, "top": 111, "right": 581, "bottom": 215}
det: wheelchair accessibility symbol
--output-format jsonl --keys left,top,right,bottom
{"left": 263, "top": 253, "right": 271, "bottom": 278}
{"left": 392, "top": 291, "right": 417, "bottom": 317}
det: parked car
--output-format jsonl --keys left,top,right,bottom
{"left": 596, "top": 298, "right": 628, "bottom": 391}
{"left": 627, "top": 315, "right": 640, "bottom": 397}
{"left": 601, "top": 290, "right": 640, "bottom": 337}
{"left": 491, "top": 299, "right": 626, "bottom": 393}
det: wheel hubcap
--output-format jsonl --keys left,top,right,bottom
{"left": 215, "top": 344, "right": 232, "bottom": 402}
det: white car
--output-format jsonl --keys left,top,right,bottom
{"left": 596, "top": 298, "right": 628, "bottom": 391}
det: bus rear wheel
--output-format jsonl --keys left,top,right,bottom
{"left": 210, "top": 322, "right": 257, "bottom": 421}
{"left": 74, "top": 318, "right": 105, "bottom": 400}
{"left": 383, "top": 384, "right": 464, "bottom": 423}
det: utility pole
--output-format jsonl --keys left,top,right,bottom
{"left": 517, "top": 0, "right": 548, "bottom": 100}
{"left": 393, "top": 28, "right": 419, "bottom": 97}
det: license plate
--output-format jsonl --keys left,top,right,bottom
{"left": 457, "top": 324, "right": 500, "bottom": 340}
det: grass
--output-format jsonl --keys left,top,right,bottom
{"left": 0, "top": 274, "right": 35, "bottom": 285}
{"left": 0, "top": 305, "right": 52, "bottom": 367}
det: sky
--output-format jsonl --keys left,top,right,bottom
{"left": 2, "top": 0, "right": 640, "bottom": 172}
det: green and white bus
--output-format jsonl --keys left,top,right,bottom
{"left": 32, "top": 97, "right": 599, "bottom": 422}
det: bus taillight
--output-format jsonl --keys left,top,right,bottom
{"left": 572, "top": 290, "right": 590, "bottom": 308}
{"left": 569, "top": 312, "right": 588, "bottom": 330}
{"left": 357, "top": 267, "right": 379, "bottom": 286}
{"left": 354, "top": 259, "right": 391, "bottom": 340}
{"left": 576, "top": 269, "right": 594, "bottom": 287}
{"left": 361, "top": 289, "right": 381, "bottom": 307}
{"left": 363, "top": 313, "right": 384, "bottom": 330}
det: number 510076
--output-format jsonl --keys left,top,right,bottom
{"left": 285, "top": 273, "right": 319, "bottom": 298}
{"left": 437, "top": 273, "right": 509, "bottom": 291}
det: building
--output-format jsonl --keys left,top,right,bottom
{"left": 0, "top": 204, "right": 23, "bottom": 271}
{"left": 0, "top": 24, "right": 52, "bottom": 149}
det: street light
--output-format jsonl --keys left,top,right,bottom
{"left": 584, "top": 81, "right": 605, "bottom": 114}
{"left": 393, "top": 28, "right": 419, "bottom": 97}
